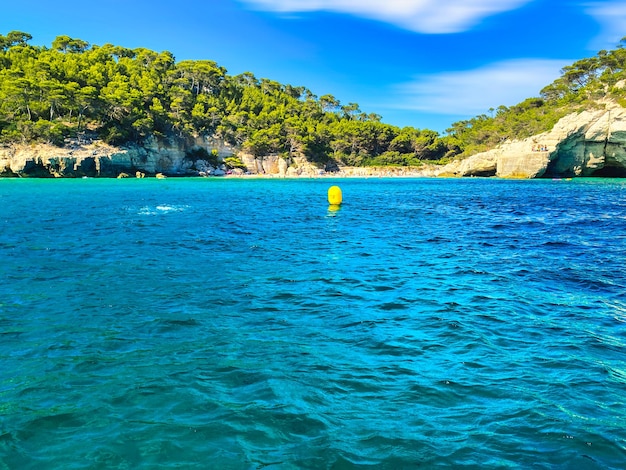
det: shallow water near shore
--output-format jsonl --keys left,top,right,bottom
{"left": 1, "top": 177, "right": 625, "bottom": 469}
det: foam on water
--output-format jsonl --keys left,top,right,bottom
{"left": 0, "top": 177, "right": 625, "bottom": 469}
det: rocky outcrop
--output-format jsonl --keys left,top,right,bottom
{"left": 437, "top": 100, "right": 626, "bottom": 178}
{"left": 238, "top": 153, "right": 330, "bottom": 177}
{"left": 0, "top": 135, "right": 338, "bottom": 178}
{"left": 4, "top": 101, "right": 626, "bottom": 179}
{"left": 0, "top": 135, "right": 236, "bottom": 178}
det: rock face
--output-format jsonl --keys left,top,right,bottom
{"left": 0, "top": 136, "right": 235, "bottom": 178}
{"left": 437, "top": 101, "right": 626, "bottom": 178}
{"left": 0, "top": 134, "right": 330, "bottom": 178}
{"left": 3, "top": 101, "right": 626, "bottom": 178}
{"left": 238, "top": 153, "right": 324, "bottom": 177}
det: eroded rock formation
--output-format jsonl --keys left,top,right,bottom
{"left": 3, "top": 100, "right": 626, "bottom": 178}
{"left": 0, "top": 136, "right": 236, "bottom": 178}
{"left": 437, "top": 100, "right": 626, "bottom": 178}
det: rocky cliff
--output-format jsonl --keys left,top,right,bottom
{"left": 436, "top": 100, "right": 626, "bottom": 178}
{"left": 0, "top": 134, "right": 331, "bottom": 178}
{"left": 0, "top": 136, "right": 237, "bottom": 178}
{"left": 3, "top": 100, "right": 626, "bottom": 178}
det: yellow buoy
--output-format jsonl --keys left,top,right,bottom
{"left": 327, "top": 186, "right": 342, "bottom": 205}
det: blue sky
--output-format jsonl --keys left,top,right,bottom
{"left": 2, "top": 0, "right": 625, "bottom": 132}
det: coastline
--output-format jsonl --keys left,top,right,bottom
{"left": 221, "top": 165, "right": 440, "bottom": 179}
{"left": 0, "top": 141, "right": 442, "bottom": 179}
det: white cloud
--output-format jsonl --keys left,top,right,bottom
{"left": 585, "top": 1, "right": 626, "bottom": 50}
{"left": 239, "top": 0, "right": 532, "bottom": 33}
{"left": 394, "top": 59, "right": 570, "bottom": 115}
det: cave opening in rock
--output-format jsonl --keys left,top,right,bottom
{"left": 468, "top": 169, "right": 497, "bottom": 177}
{"left": 590, "top": 166, "right": 626, "bottom": 177}
{"left": 543, "top": 157, "right": 575, "bottom": 178}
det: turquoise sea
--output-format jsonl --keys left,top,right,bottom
{"left": 1, "top": 177, "right": 625, "bottom": 469}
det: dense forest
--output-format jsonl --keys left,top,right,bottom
{"left": 1, "top": 31, "right": 626, "bottom": 168}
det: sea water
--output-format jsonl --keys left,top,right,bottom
{"left": 0, "top": 177, "right": 625, "bottom": 469}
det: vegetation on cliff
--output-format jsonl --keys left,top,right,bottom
{"left": 1, "top": 31, "right": 625, "bottom": 167}
{"left": 447, "top": 37, "right": 626, "bottom": 156}
{"left": 0, "top": 31, "right": 459, "bottom": 168}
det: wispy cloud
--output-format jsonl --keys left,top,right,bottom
{"left": 585, "top": 1, "right": 626, "bottom": 50}
{"left": 393, "top": 59, "right": 569, "bottom": 115}
{"left": 239, "top": 0, "right": 532, "bottom": 33}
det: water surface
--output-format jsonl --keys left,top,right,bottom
{"left": 1, "top": 177, "right": 625, "bottom": 469}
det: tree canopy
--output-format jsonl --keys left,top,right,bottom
{"left": 1, "top": 32, "right": 626, "bottom": 167}
{"left": 0, "top": 31, "right": 460, "bottom": 167}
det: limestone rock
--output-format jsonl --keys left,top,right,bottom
{"left": 0, "top": 135, "right": 237, "bottom": 178}
{"left": 4, "top": 102, "right": 626, "bottom": 179}
{"left": 437, "top": 101, "right": 626, "bottom": 178}
{"left": 278, "top": 157, "right": 289, "bottom": 176}
{"left": 237, "top": 153, "right": 322, "bottom": 177}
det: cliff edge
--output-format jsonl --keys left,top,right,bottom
{"left": 0, "top": 136, "right": 237, "bottom": 178}
{"left": 3, "top": 101, "right": 626, "bottom": 179}
{"left": 436, "top": 100, "right": 626, "bottom": 178}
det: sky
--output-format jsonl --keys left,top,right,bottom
{"left": 2, "top": 0, "right": 625, "bottom": 133}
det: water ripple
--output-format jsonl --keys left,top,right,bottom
{"left": 1, "top": 178, "right": 626, "bottom": 468}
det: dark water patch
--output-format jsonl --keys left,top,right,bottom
{"left": 426, "top": 236, "right": 451, "bottom": 243}
{"left": 368, "top": 284, "right": 395, "bottom": 292}
{"left": 245, "top": 306, "right": 282, "bottom": 313}
{"left": 543, "top": 239, "right": 576, "bottom": 247}
{"left": 160, "top": 318, "right": 201, "bottom": 327}
{"left": 270, "top": 292, "right": 299, "bottom": 300}
{"left": 376, "top": 301, "right": 409, "bottom": 311}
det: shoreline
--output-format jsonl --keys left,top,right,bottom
{"left": 221, "top": 166, "right": 439, "bottom": 179}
